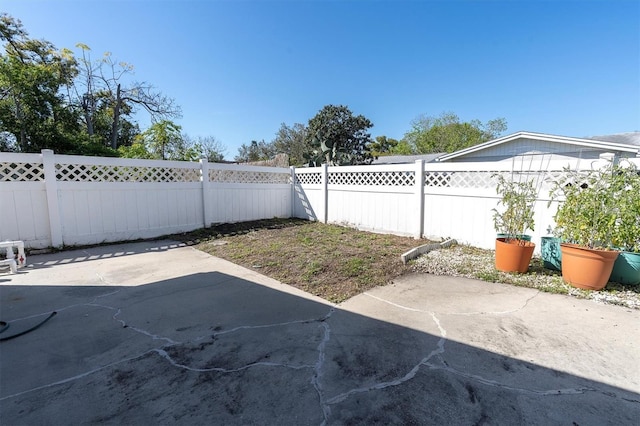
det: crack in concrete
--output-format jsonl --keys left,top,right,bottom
{"left": 344, "top": 292, "right": 638, "bottom": 408}
{"left": 86, "top": 302, "right": 180, "bottom": 345}
{"left": 363, "top": 292, "right": 428, "bottom": 312}
{"left": 0, "top": 349, "right": 156, "bottom": 401}
{"left": 213, "top": 309, "right": 334, "bottom": 337}
{"left": 363, "top": 290, "right": 541, "bottom": 316}
{"left": 6, "top": 289, "right": 122, "bottom": 323}
{"left": 323, "top": 310, "right": 446, "bottom": 406}
{"left": 1, "top": 297, "right": 338, "bottom": 418}
{"left": 153, "top": 348, "right": 315, "bottom": 373}
{"left": 423, "top": 362, "right": 599, "bottom": 396}
{"left": 311, "top": 308, "right": 335, "bottom": 426}
{"left": 446, "top": 291, "right": 541, "bottom": 316}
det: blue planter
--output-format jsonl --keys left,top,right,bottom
{"left": 609, "top": 251, "right": 640, "bottom": 286}
{"left": 541, "top": 237, "right": 562, "bottom": 271}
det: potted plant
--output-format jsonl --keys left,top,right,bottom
{"left": 492, "top": 173, "right": 536, "bottom": 273}
{"left": 609, "top": 160, "right": 640, "bottom": 286}
{"left": 549, "top": 159, "right": 620, "bottom": 290}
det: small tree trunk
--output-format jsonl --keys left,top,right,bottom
{"left": 110, "top": 84, "right": 121, "bottom": 149}
{"left": 82, "top": 96, "right": 94, "bottom": 137}
{"left": 14, "top": 97, "right": 28, "bottom": 151}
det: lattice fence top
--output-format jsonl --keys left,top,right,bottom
{"left": 424, "top": 170, "right": 570, "bottom": 191}
{"left": 209, "top": 169, "right": 291, "bottom": 184}
{"left": 0, "top": 162, "right": 45, "bottom": 182}
{"left": 55, "top": 163, "right": 201, "bottom": 182}
{"left": 424, "top": 171, "right": 500, "bottom": 188}
{"left": 328, "top": 171, "right": 415, "bottom": 186}
{"left": 295, "top": 172, "right": 322, "bottom": 185}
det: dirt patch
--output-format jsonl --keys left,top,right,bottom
{"left": 176, "top": 218, "right": 423, "bottom": 303}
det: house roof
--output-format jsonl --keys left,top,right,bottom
{"left": 371, "top": 153, "right": 443, "bottom": 164}
{"left": 588, "top": 132, "right": 640, "bottom": 147}
{"left": 435, "top": 131, "right": 640, "bottom": 162}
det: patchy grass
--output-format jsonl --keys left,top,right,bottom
{"left": 413, "top": 244, "right": 640, "bottom": 309}
{"left": 176, "top": 218, "right": 421, "bottom": 303}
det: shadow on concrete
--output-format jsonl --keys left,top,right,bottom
{"left": 1, "top": 269, "right": 638, "bottom": 425}
{"left": 13, "top": 240, "right": 186, "bottom": 271}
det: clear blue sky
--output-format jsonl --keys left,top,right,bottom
{"left": 4, "top": 0, "right": 639, "bottom": 157}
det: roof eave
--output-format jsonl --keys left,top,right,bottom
{"left": 436, "top": 131, "right": 639, "bottom": 162}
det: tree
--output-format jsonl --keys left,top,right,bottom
{"left": 0, "top": 14, "right": 81, "bottom": 152}
{"left": 370, "top": 136, "right": 399, "bottom": 157}
{"left": 235, "top": 139, "right": 276, "bottom": 163}
{"left": 117, "top": 140, "right": 153, "bottom": 159}
{"left": 183, "top": 134, "right": 226, "bottom": 162}
{"left": 304, "top": 105, "right": 374, "bottom": 166}
{"left": 402, "top": 112, "right": 507, "bottom": 154}
{"left": 69, "top": 44, "right": 181, "bottom": 150}
{"left": 390, "top": 140, "right": 414, "bottom": 155}
{"left": 271, "top": 122, "right": 308, "bottom": 166}
{"left": 138, "top": 120, "right": 183, "bottom": 160}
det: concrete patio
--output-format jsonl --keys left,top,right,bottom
{"left": 0, "top": 241, "right": 638, "bottom": 425}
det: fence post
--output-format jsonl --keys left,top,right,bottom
{"left": 41, "top": 149, "right": 63, "bottom": 248}
{"left": 321, "top": 163, "right": 328, "bottom": 224}
{"left": 415, "top": 159, "right": 425, "bottom": 239}
{"left": 200, "top": 157, "right": 211, "bottom": 227}
{"left": 290, "top": 166, "right": 296, "bottom": 219}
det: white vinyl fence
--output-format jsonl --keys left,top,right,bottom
{"left": 1, "top": 150, "right": 291, "bottom": 248}
{"left": 3, "top": 150, "right": 637, "bottom": 252}
{"left": 293, "top": 155, "right": 640, "bottom": 253}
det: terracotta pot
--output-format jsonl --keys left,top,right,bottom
{"left": 495, "top": 238, "right": 535, "bottom": 273}
{"left": 559, "top": 243, "right": 619, "bottom": 290}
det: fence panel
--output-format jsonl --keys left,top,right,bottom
{"left": 293, "top": 169, "right": 323, "bottom": 221}
{"left": 2, "top": 150, "right": 635, "bottom": 250}
{"left": 294, "top": 163, "right": 419, "bottom": 236}
{"left": 207, "top": 164, "right": 291, "bottom": 224}
{"left": 0, "top": 155, "right": 50, "bottom": 247}
{"left": 51, "top": 155, "right": 205, "bottom": 246}
{"left": 421, "top": 157, "right": 605, "bottom": 251}
{"left": 0, "top": 151, "right": 294, "bottom": 248}
{"left": 55, "top": 181, "right": 204, "bottom": 246}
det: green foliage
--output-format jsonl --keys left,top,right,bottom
{"left": 139, "top": 120, "right": 183, "bottom": 160}
{"left": 122, "top": 122, "right": 225, "bottom": 162}
{"left": 610, "top": 160, "right": 640, "bottom": 252}
{"left": 235, "top": 139, "right": 276, "bottom": 163}
{"left": 390, "top": 140, "right": 414, "bottom": 155}
{"left": 118, "top": 141, "right": 153, "bottom": 159}
{"left": 549, "top": 159, "right": 640, "bottom": 250}
{"left": 0, "top": 14, "right": 182, "bottom": 156}
{"left": 492, "top": 173, "right": 537, "bottom": 243}
{"left": 304, "top": 104, "right": 374, "bottom": 166}
{"left": 184, "top": 135, "right": 225, "bottom": 162}
{"left": 271, "top": 122, "right": 309, "bottom": 166}
{"left": 402, "top": 111, "right": 507, "bottom": 154}
{"left": 0, "top": 13, "right": 82, "bottom": 152}
{"left": 70, "top": 44, "right": 181, "bottom": 150}
{"left": 370, "top": 136, "right": 399, "bottom": 157}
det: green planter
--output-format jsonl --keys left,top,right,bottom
{"left": 541, "top": 236, "right": 562, "bottom": 271}
{"left": 609, "top": 251, "right": 640, "bottom": 286}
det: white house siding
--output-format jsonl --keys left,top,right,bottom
{"left": 447, "top": 138, "right": 627, "bottom": 162}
